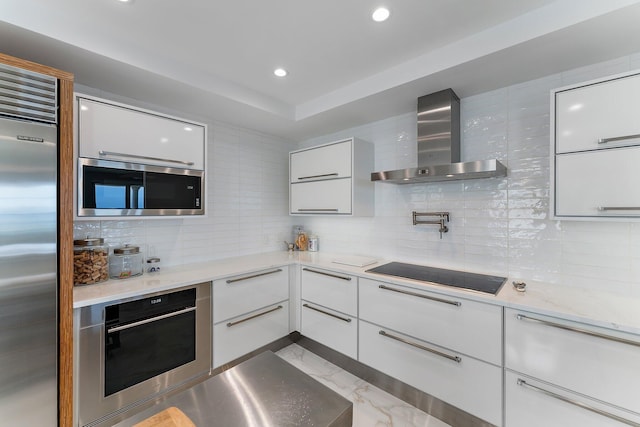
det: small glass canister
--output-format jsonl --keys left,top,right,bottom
{"left": 109, "top": 244, "right": 143, "bottom": 279}
{"left": 308, "top": 235, "right": 319, "bottom": 252}
{"left": 73, "top": 238, "right": 109, "bottom": 286}
{"left": 146, "top": 257, "right": 161, "bottom": 273}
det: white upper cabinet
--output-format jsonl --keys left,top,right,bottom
{"left": 77, "top": 95, "right": 206, "bottom": 170}
{"left": 289, "top": 138, "right": 374, "bottom": 216}
{"left": 551, "top": 71, "right": 640, "bottom": 219}
{"left": 556, "top": 72, "right": 640, "bottom": 153}
{"left": 290, "top": 140, "right": 352, "bottom": 182}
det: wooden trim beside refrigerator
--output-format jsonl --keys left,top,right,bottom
{"left": 0, "top": 52, "right": 75, "bottom": 427}
{"left": 58, "top": 77, "right": 74, "bottom": 427}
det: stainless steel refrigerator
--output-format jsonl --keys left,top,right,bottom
{"left": 0, "top": 63, "right": 59, "bottom": 425}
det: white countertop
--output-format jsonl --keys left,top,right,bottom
{"left": 74, "top": 251, "right": 640, "bottom": 336}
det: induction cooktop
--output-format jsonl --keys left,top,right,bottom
{"left": 365, "top": 262, "right": 507, "bottom": 295}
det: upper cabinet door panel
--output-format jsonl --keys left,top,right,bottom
{"left": 290, "top": 139, "right": 352, "bottom": 182}
{"left": 78, "top": 97, "right": 205, "bottom": 170}
{"left": 555, "top": 146, "right": 640, "bottom": 217}
{"left": 556, "top": 72, "right": 640, "bottom": 154}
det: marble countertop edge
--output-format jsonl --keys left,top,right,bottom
{"left": 73, "top": 251, "right": 640, "bottom": 337}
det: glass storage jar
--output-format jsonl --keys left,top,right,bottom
{"left": 109, "top": 245, "right": 143, "bottom": 279}
{"left": 146, "top": 257, "right": 161, "bottom": 273}
{"left": 73, "top": 238, "right": 109, "bottom": 286}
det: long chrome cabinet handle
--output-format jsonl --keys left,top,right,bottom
{"left": 99, "top": 150, "right": 195, "bottom": 166}
{"left": 517, "top": 379, "right": 640, "bottom": 426}
{"left": 516, "top": 314, "right": 640, "bottom": 348}
{"left": 302, "top": 267, "right": 352, "bottom": 281}
{"left": 226, "top": 268, "right": 283, "bottom": 284}
{"left": 297, "top": 209, "right": 339, "bottom": 212}
{"left": 378, "top": 284, "right": 461, "bottom": 307}
{"left": 379, "top": 330, "right": 461, "bottom": 363}
{"left": 107, "top": 306, "right": 196, "bottom": 333}
{"left": 227, "top": 305, "right": 283, "bottom": 327}
{"left": 598, "top": 207, "right": 640, "bottom": 211}
{"left": 303, "top": 303, "right": 351, "bottom": 323}
{"left": 598, "top": 133, "right": 640, "bottom": 144}
{"left": 297, "top": 173, "right": 339, "bottom": 180}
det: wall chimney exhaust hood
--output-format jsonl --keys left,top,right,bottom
{"left": 371, "top": 89, "right": 507, "bottom": 184}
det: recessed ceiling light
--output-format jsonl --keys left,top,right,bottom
{"left": 372, "top": 7, "right": 390, "bottom": 22}
{"left": 183, "top": 127, "right": 192, "bottom": 132}
{"left": 274, "top": 68, "right": 288, "bottom": 77}
{"left": 117, "top": 0, "right": 133, "bottom": 3}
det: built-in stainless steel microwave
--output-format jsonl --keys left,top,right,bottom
{"left": 77, "top": 158, "right": 204, "bottom": 217}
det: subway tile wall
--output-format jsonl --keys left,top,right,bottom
{"left": 299, "top": 53, "right": 640, "bottom": 296}
{"left": 73, "top": 85, "right": 296, "bottom": 267}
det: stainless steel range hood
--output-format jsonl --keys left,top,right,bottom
{"left": 371, "top": 89, "right": 507, "bottom": 184}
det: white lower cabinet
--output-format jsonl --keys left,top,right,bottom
{"left": 214, "top": 301, "right": 289, "bottom": 367}
{"left": 359, "top": 320, "right": 502, "bottom": 426}
{"left": 212, "top": 266, "right": 290, "bottom": 368}
{"left": 505, "top": 308, "right": 640, "bottom": 426}
{"left": 359, "top": 278, "right": 502, "bottom": 365}
{"left": 505, "top": 371, "right": 639, "bottom": 427}
{"left": 301, "top": 301, "right": 357, "bottom": 359}
{"left": 299, "top": 266, "right": 358, "bottom": 358}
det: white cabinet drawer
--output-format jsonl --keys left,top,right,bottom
{"left": 301, "top": 267, "right": 357, "bottom": 316}
{"left": 213, "top": 266, "right": 289, "bottom": 322}
{"left": 78, "top": 97, "right": 206, "bottom": 170}
{"left": 555, "top": 146, "right": 640, "bottom": 217}
{"left": 555, "top": 72, "right": 640, "bottom": 154}
{"left": 359, "top": 278, "right": 502, "bottom": 364}
{"left": 359, "top": 320, "right": 502, "bottom": 426}
{"left": 213, "top": 302, "right": 289, "bottom": 368}
{"left": 505, "top": 308, "right": 640, "bottom": 414}
{"left": 301, "top": 301, "right": 357, "bottom": 359}
{"left": 290, "top": 179, "right": 352, "bottom": 214}
{"left": 290, "top": 139, "right": 352, "bottom": 182}
{"left": 505, "top": 371, "right": 640, "bottom": 427}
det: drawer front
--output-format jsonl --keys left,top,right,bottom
{"left": 359, "top": 320, "right": 502, "bottom": 426}
{"left": 555, "top": 146, "right": 640, "bottom": 217}
{"left": 301, "top": 267, "right": 357, "bottom": 316}
{"left": 290, "top": 178, "right": 352, "bottom": 215}
{"left": 555, "top": 72, "right": 640, "bottom": 154}
{"left": 290, "top": 139, "right": 352, "bottom": 183}
{"left": 505, "top": 308, "right": 640, "bottom": 413}
{"left": 505, "top": 371, "right": 640, "bottom": 427}
{"left": 359, "top": 278, "right": 502, "bottom": 364}
{"left": 213, "top": 266, "right": 289, "bottom": 322}
{"left": 213, "top": 301, "right": 289, "bottom": 368}
{"left": 301, "top": 301, "right": 357, "bottom": 359}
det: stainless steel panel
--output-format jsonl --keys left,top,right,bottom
{"left": 114, "top": 351, "right": 353, "bottom": 427}
{"left": 0, "top": 64, "right": 57, "bottom": 123}
{"left": 371, "top": 159, "right": 507, "bottom": 183}
{"left": 0, "top": 116, "right": 57, "bottom": 425}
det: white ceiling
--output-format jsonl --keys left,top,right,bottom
{"left": 2, "top": 0, "right": 640, "bottom": 140}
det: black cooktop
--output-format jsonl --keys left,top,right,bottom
{"left": 365, "top": 262, "right": 507, "bottom": 295}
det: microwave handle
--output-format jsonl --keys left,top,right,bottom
{"left": 99, "top": 150, "right": 195, "bottom": 166}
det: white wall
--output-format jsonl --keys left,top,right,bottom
{"left": 73, "top": 86, "right": 296, "bottom": 267}
{"left": 298, "top": 53, "right": 640, "bottom": 296}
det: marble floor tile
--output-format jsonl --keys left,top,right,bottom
{"left": 276, "top": 344, "right": 451, "bottom": 427}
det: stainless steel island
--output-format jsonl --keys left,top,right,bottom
{"left": 115, "top": 351, "right": 353, "bottom": 427}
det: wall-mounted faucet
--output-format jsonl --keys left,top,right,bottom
{"left": 412, "top": 211, "right": 450, "bottom": 239}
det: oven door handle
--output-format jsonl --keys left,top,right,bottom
{"left": 107, "top": 306, "right": 196, "bottom": 334}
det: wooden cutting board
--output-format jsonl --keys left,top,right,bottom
{"left": 133, "top": 407, "right": 195, "bottom": 427}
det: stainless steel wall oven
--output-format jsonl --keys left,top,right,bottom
{"left": 77, "top": 282, "right": 211, "bottom": 427}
